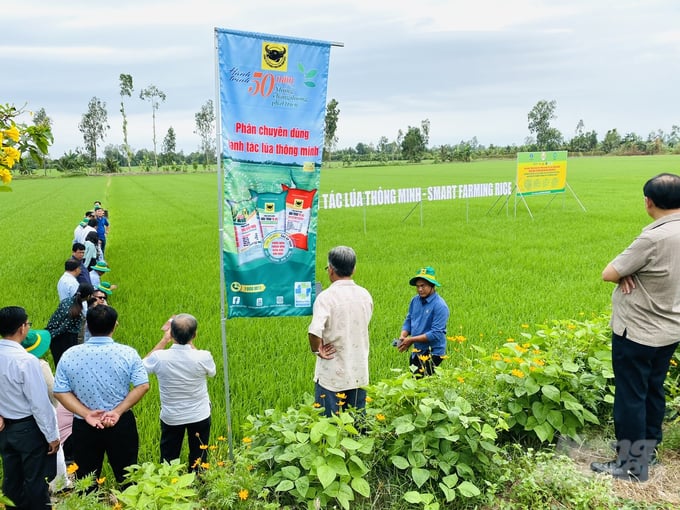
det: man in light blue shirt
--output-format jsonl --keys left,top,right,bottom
{"left": 54, "top": 305, "right": 149, "bottom": 484}
{"left": 0, "top": 306, "right": 60, "bottom": 509}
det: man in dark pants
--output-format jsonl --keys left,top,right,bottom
{"left": 591, "top": 173, "right": 680, "bottom": 482}
{"left": 53, "top": 305, "right": 149, "bottom": 484}
{"left": 0, "top": 306, "right": 60, "bottom": 509}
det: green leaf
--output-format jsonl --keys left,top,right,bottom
{"left": 305, "top": 70, "right": 318, "bottom": 78}
{"left": 391, "top": 455, "right": 409, "bottom": 470}
{"left": 340, "top": 437, "right": 362, "bottom": 451}
{"left": 404, "top": 491, "right": 424, "bottom": 503}
{"left": 348, "top": 455, "right": 369, "bottom": 477}
{"left": 441, "top": 473, "right": 459, "bottom": 488}
{"left": 562, "top": 360, "right": 580, "bottom": 372}
{"left": 524, "top": 376, "right": 540, "bottom": 395}
{"left": 533, "top": 421, "right": 555, "bottom": 442}
{"left": 438, "top": 482, "right": 456, "bottom": 502}
{"left": 546, "top": 410, "right": 564, "bottom": 430}
{"left": 411, "top": 467, "right": 430, "bottom": 488}
{"left": 457, "top": 481, "right": 481, "bottom": 498}
{"left": 351, "top": 477, "right": 371, "bottom": 497}
{"left": 541, "top": 384, "right": 561, "bottom": 402}
{"left": 297, "top": 62, "right": 305, "bottom": 73}
{"left": 304, "top": 81, "right": 317, "bottom": 87}
{"left": 281, "top": 465, "right": 300, "bottom": 480}
{"left": 295, "top": 476, "right": 310, "bottom": 498}
{"left": 275, "top": 479, "right": 294, "bottom": 492}
{"left": 317, "top": 464, "right": 336, "bottom": 488}
{"left": 327, "top": 447, "right": 345, "bottom": 458}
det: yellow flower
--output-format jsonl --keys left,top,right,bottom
{"left": 171, "top": 477, "right": 178, "bottom": 484}
{"left": 671, "top": 359, "right": 678, "bottom": 367}
{"left": 503, "top": 357, "right": 512, "bottom": 363}
{"left": 521, "top": 324, "right": 529, "bottom": 329}
{"left": 532, "top": 358, "right": 545, "bottom": 366}
{"left": 335, "top": 392, "right": 347, "bottom": 399}
{"left": 376, "top": 413, "right": 386, "bottom": 421}
{"left": 456, "top": 377, "right": 465, "bottom": 384}
{"left": 418, "top": 354, "right": 431, "bottom": 362}
{"left": 511, "top": 369, "right": 525, "bottom": 378}
{"left": 97, "top": 476, "right": 106, "bottom": 485}
{"left": 365, "top": 396, "right": 373, "bottom": 403}
{"left": 440, "top": 355, "right": 449, "bottom": 360}
{"left": 239, "top": 489, "right": 249, "bottom": 500}
{"left": 217, "top": 435, "right": 226, "bottom": 441}
{"left": 319, "top": 394, "right": 326, "bottom": 398}
{"left": 507, "top": 338, "right": 515, "bottom": 343}
{"left": 3, "top": 124, "right": 20, "bottom": 143}
{"left": 0, "top": 168, "right": 12, "bottom": 185}
{"left": 513, "top": 357, "right": 523, "bottom": 364}
{"left": 567, "top": 324, "right": 576, "bottom": 330}
{"left": 337, "top": 400, "right": 346, "bottom": 407}
{"left": 209, "top": 445, "right": 218, "bottom": 450}
{"left": 533, "top": 349, "right": 541, "bottom": 355}
{"left": 312, "top": 402, "right": 321, "bottom": 408}
{"left": 217, "top": 461, "right": 225, "bottom": 467}
{"left": 522, "top": 342, "right": 531, "bottom": 348}
{"left": 411, "top": 348, "right": 421, "bottom": 353}
{"left": 2, "top": 146, "right": 21, "bottom": 168}
{"left": 113, "top": 504, "right": 122, "bottom": 510}
{"left": 491, "top": 352, "right": 502, "bottom": 361}
{"left": 66, "top": 463, "right": 79, "bottom": 475}
{"left": 199, "top": 444, "right": 209, "bottom": 450}
{"left": 242, "top": 436, "right": 253, "bottom": 444}
{"left": 192, "top": 458, "right": 201, "bottom": 469}
{"left": 201, "top": 462, "right": 210, "bottom": 469}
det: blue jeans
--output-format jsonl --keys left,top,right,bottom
{"left": 314, "top": 382, "right": 366, "bottom": 417}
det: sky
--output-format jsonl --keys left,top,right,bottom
{"left": 4, "top": 0, "right": 680, "bottom": 157}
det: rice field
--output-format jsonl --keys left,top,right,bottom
{"left": 1, "top": 154, "right": 679, "bottom": 465}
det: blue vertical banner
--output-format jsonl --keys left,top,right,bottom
{"left": 216, "top": 28, "right": 331, "bottom": 318}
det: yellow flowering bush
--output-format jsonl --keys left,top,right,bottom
{"left": 1, "top": 103, "right": 53, "bottom": 188}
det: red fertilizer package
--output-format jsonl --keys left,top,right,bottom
{"left": 281, "top": 184, "right": 317, "bottom": 251}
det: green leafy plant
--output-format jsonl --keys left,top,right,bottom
{"left": 112, "top": 460, "right": 199, "bottom": 510}
{"left": 243, "top": 400, "right": 374, "bottom": 510}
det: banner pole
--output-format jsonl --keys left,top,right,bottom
{"left": 214, "top": 29, "right": 234, "bottom": 460}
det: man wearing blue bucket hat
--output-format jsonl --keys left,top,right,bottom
{"left": 397, "top": 267, "right": 450, "bottom": 377}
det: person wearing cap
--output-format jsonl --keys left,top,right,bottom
{"left": 21, "top": 328, "right": 71, "bottom": 492}
{"left": 0, "top": 306, "right": 60, "bottom": 509}
{"left": 94, "top": 205, "right": 110, "bottom": 255}
{"left": 397, "top": 267, "right": 450, "bottom": 377}
{"left": 76, "top": 217, "right": 98, "bottom": 245}
{"left": 53, "top": 305, "right": 149, "bottom": 485}
{"left": 143, "top": 314, "right": 216, "bottom": 471}
{"left": 89, "top": 260, "right": 111, "bottom": 288}
{"left": 308, "top": 246, "right": 373, "bottom": 417}
{"left": 73, "top": 211, "right": 95, "bottom": 245}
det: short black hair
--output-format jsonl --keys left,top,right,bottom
{"left": 86, "top": 305, "right": 118, "bottom": 336}
{"left": 0, "top": 306, "right": 28, "bottom": 337}
{"left": 87, "top": 218, "right": 98, "bottom": 228}
{"left": 65, "top": 259, "right": 80, "bottom": 272}
{"left": 72, "top": 242, "right": 85, "bottom": 252}
{"left": 327, "top": 246, "right": 356, "bottom": 277}
{"left": 643, "top": 173, "right": 680, "bottom": 209}
{"left": 170, "top": 314, "right": 198, "bottom": 345}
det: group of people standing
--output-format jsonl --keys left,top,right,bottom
{"left": 0, "top": 200, "right": 216, "bottom": 509}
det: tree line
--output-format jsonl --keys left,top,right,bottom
{"left": 11, "top": 92, "right": 680, "bottom": 175}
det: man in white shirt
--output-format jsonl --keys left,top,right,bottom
{"left": 57, "top": 259, "right": 81, "bottom": 301}
{"left": 308, "top": 246, "right": 373, "bottom": 417}
{"left": 143, "top": 314, "right": 216, "bottom": 471}
{"left": 0, "top": 306, "right": 60, "bottom": 509}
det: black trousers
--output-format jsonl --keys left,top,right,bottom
{"left": 71, "top": 411, "right": 138, "bottom": 484}
{"left": 410, "top": 351, "right": 444, "bottom": 378}
{"left": 0, "top": 417, "right": 56, "bottom": 510}
{"left": 160, "top": 416, "right": 211, "bottom": 471}
{"left": 50, "top": 332, "right": 78, "bottom": 367}
{"left": 612, "top": 332, "right": 678, "bottom": 473}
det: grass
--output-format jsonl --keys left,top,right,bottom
{"left": 1, "top": 154, "right": 679, "bottom": 469}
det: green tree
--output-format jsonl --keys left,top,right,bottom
{"left": 527, "top": 99, "right": 563, "bottom": 150}
{"left": 162, "top": 127, "right": 177, "bottom": 166}
{"left": 323, "top": 98, "right": 340, "bottom": 164}
{"left": 401, "top": 125, "right": 426, "bottom": 162}
{"left": 32, "top": 107, "right": 53, "bottom": 175}
{"left": 78, "top": 97, "right": 109, "bottom": 166}
{"left": 601, "top": 128, "right": 621, "bottom": 153}
{"left": 139, "top": 84, "right": 166, "bottom": 170}
{"left": 119, "top": 73, "right": 134, "bottom": 167}
{"left": 194, "top": 100, "right": 215, "bottom": 167}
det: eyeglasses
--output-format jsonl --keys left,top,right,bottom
{"left": 94, "top": 295, "right": 107, "bottom": 300}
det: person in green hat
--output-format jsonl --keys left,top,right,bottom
{"left": 396, "top": 266, "right": 450, "bottom": 377}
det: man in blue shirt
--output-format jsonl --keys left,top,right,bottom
{"left": 397, "top": 267, "right": 450, "bottom": 377}
{"left": 54, "top": 305, "right": 149, "bottom": 484}
{"left": 94, "top": 205, "right": 110, "bottom": 256}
